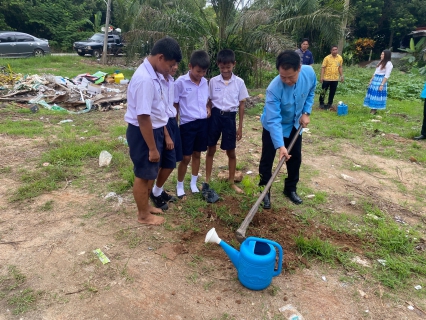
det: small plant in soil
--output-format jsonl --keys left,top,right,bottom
{"left": 8, "top": 288, "right": 43, "bottom": 315}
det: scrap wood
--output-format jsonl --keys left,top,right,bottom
{"left": 93, "top": 93, "right": 127, "bottom": 105}
{"left": 1, "top": 90, "right": 32, "bottom": 98}
{"left": 0, "top": 96, "right": 33, "bottom": 102}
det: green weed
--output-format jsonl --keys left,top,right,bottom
{"left": 39, "top": 200, "right": 54, "bottom": 211}
{"left": 8, "top": 288, "right": 43, "bottom": 315}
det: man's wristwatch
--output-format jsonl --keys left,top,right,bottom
{"left": 303, "top": 112, "right": 310, "bottom": 116}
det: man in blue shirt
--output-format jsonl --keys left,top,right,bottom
{"left": 295, "top": 38, "right": 314, "bottom": 66}
{"left": 258, "top": 50, "right": 316, "bottom": 207}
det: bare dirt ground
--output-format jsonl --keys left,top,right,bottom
{"left": 1, "top": 106, "right": 426, "bottom": 320}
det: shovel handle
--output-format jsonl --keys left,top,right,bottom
{"left": 235, "top": 126, "right": 303, "bottom": 243}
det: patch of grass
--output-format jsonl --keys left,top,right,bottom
{"left": 186, "top": 272, "right": 198, "bottom": 284}
{"left": 8, "top": 288, "right": 43, "bottom": 315}
{"left": 214, "top": 204, "right": 240, "bottom": 228}
{"left": 0, "top": 266, "right": 26, "bottom": 291}
{"left": 0, "top": 119, "right": 45, "bottom": 137}
{"left": 295, "top": 235, "right": 350, "bottom": 265}
{"left": 0, "top": 166, "right": 12, "bottom": 174}
{"left": 268, "top": 284, "right": 280, "bottom": 296}
{"left": 39, "top": 200, "right": 54, "bottom": 211}
{"left": 0, "top": 55, "right": 135, "bottom": 79}
{"left": 245, "top": 102, "right": 264, "bottom": 116}
{"left": 11, "top": 165, "right": 80, "bottom": 202}
{"left": 182, "top": 197, "right": 208, "bottom": 219}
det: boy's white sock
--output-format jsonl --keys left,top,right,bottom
{"left": 176, "top": 181, "right": 185, "bottom": 197}
{"left": 152, "top": 184, "right": 163, "bottom": 197}
{"left": 190, "top": 175, "right": 199, "bottom": 193}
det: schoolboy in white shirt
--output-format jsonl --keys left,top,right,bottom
{"left": 174, "top": 50, "right": 210, "bottom": 199}
{"left": 150, "top": 62, "right": 183, "bottom": 210}
{"left": 124, "top": 37, "right": 182, "bottom": 225}
{"left": 203, "top": 49, "right": 249, "bottom": 202}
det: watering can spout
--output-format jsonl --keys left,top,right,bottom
{"left": 205, "top": 228, "right": 240, "bottom": 269}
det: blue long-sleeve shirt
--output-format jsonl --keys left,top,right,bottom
{"left": 260, "top": 65, "right": 316, "bottom": 149}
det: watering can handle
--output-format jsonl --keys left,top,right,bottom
{"left": 246, "top": 237, "right": 283, "bottom": 277}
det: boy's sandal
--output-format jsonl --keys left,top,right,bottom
{"left": 177, "top": 193, "right": 186, "bottom": 200}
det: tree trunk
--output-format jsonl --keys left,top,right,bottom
{"left": 388, "top": 31, "right": 394, "bottom": 51}
{"left": 338, "top": 0, "right": 350, "bottom": 55}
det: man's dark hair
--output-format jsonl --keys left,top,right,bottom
{"left": 217, "top": 49, "right": 235, "bottom": 64}
{"left": 330, "top": 45, "right": 338, "bottom": 50}
{"left": 301, "top": 38, "right": 309, "bottom": 45}
{"left": 190, "top": 50, "right": 210, "bottom": 70}
{"left": 276, "top": 50, "right": 301, "bottom": 71}
{"left": 151, "top": 37, "right": 182, "bottom": 62}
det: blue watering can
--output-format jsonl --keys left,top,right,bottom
{"left": 205, "top": 228, "right": 283, "bottom": 290}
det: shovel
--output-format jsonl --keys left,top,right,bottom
{"left": 235, "top": 126, "right": 303, "bottom": 243}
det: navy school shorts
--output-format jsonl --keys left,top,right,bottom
{"left": 126, "top": 124, "right": 164, "bottom": 180}
{"left": 161, "top": 117, "right": 182, "bottom": 168}
{"left": 179, "top": 118, "right": 208, "bottom": 156}
{"left": 207, "top": 107, "right": 237, "bottom": 150}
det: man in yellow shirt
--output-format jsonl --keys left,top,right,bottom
{"left": 319, "top": 45, "right": 344, "bottom": 109}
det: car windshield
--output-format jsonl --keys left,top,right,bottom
{"left": 89, "top": 34, "right": 104, "bottom": 42}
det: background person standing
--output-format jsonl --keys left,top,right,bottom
{"left": 414, "top": 82, "right": 426, "bottom": 140}
{"left": 363, "top": 50, "right": 393, "bottom": 115}
{"left": 319, "top": 45, "right": 344, "bottom": 110}
{"left": 295, "top": 38, "right": 314, "bottom": 66}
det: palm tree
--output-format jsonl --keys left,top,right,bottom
{"left": 121, "top": 0, "right": 348, "bottom": 86}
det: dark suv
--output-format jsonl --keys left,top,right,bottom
{"left": 73, "top": 33, "right": 124, "bottom": 58}
{"left": 0, "top": 31, "right": 50, "bottom": 57}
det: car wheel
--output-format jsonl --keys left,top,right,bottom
{"left": 92, "top": 50, "right": 101, "bottom": 58}
{"left": 33, "top": 49, "right": 45, "bottom": 57}
{"left": 77, "top": 52, "right": 85, "bottom": 56}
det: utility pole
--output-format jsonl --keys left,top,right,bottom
{"left": 337, "top": 0, "right": 350, "bottom": 55}
{"left": 102, "top": 0, "right": 112, "bottom": 65}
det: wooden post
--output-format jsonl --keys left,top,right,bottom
{"left": 101, "top": 0, "right": 112, "bottom": 65}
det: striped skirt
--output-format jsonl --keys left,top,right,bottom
{"left": 363, "top": 74, "right": 388, "bottom": 110}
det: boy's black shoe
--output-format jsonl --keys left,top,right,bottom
{"left": 202, "top": 183, "right": 219, "bottom": 203}
{"left": 161, "top": 191, "right": 177, "bottom": 203}
{"left": 150, "top": 192, "right": 168, "bottom": 210}
{"left": 324, "top": 104, "right": 331, "bottom": 110}
{"left": 319, "top": 104, "right": 325, "bottom": 109}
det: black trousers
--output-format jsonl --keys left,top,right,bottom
{"left": 422, "top": 99, "right": 426, "bottom": 136}
{"left": 258, "top": 127, "right": 302, "bottom": 192}
{"left": 319, "top": 81, "right": 338, "bottom": 105}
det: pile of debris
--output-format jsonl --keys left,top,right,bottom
{"left": 0, "top": 68, "right": 128, "bottom": 114}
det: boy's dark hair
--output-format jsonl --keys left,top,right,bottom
{"left": 190, "top": 50, "right": 210, "bottom": 70}
{"left": 151, "top": 37, "right": 182, "bottom": 62}
{"left": 330, "top": 45, "right": 338, "bottom": 50}
{"left": 276, "top": 50, "right": 301, "bottom": 71}
{"left": 217, "top": 49, "right": 235, "bottom": 64}
{"left": 301, "top": 38, "right": 309, "bottom": 44}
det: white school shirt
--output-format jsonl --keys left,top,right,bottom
{"left": 374, "top": 61, "right": 393, "bottom": 79}
{"left": 174, "top": 72, "right": 209, "bottom": 125}
{"left": 208, "top": 73, "right": 249, "bottom": 112}
{"left": 124, "top": 58, "right": 169, "bottom": 129}
{"left": 164, "top": 76, "right": 177, "bottom": 118}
